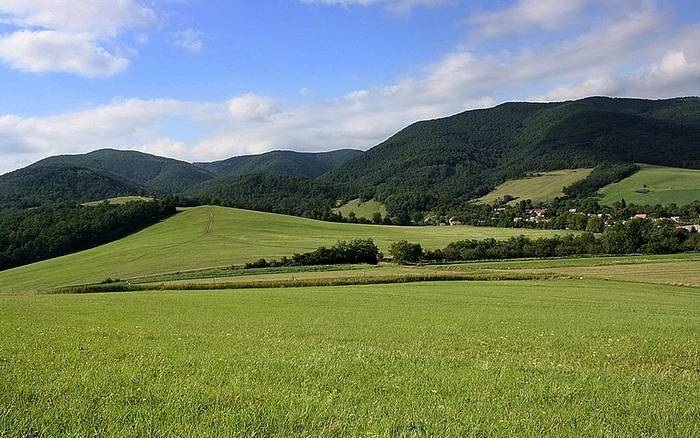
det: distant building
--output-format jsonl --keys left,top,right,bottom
{"left": 449, "top": 216, "right": 462, "bottom": 226}
{"left": 681, "top": 225, "right": 700, "bottom": 232}
{"left": 632, "top": 213, "right": 648, "bottom": 220}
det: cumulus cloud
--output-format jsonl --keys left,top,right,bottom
{"left": 0, "top": 31, "right": 129, "bottom": 77}
{"left": 0, "top": 0, "right": 156, "bottom": 76}
{"left": 228, "top": 94, "right": 280, "bottom": 121}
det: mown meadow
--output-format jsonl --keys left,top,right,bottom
{"left": 1, "top": 279, "right": 698, "bottom": 437}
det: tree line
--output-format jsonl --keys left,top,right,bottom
{"left": 245, "top": 239, "right": 382, "bottom": 268}
{"left": 0, "top": 199, "right": 177, "bottom": 271}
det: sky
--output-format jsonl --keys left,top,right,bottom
{"left": 0, "top": 0, "right": 699, "bottom": 174}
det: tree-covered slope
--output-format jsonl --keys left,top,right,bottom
{"left": 322, "top": 97, "right": 700, "bottom": 211}
{"left": 33, "top": 149, "right": 216, "bottom": 193}
{"left": 0, "top": 166, "right": 144, "bottom": 209}
{"left": 197, "top": 149, "right": 363, "bottom": 178}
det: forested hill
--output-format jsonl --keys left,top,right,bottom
{"left": 32, "top": 149, "right": 215, "bottom": 194}
{"left": 321, "top": 97, "right": 700, "bottom": 211}
{"left": 196, "top": 149, "right": 363, "bottom": 178}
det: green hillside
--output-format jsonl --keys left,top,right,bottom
{"left": 198, "top": 149, "right": 362, "bottom": 178}
{"left": 333, "top": 198, "right": 388, "bottom": 219}
{"left": 82, "top": 196, "right": 154, "bottom": 206}
{"left": 599, "top": 164, "right": 700, "bottom": 205}
{"left": 322, "top": 97, "right": 700, "bottom": 212}
{"left": 0, "top": 166, "right": 143, "bottom": 209}
{"left": 477, "top": 168, "right": 592, "bottom": 205}
{"left": 34, "top": 149, "right": 215, "bottom": 193}
{"left": 0, "top": 206, "right": 570, "bottom": 293}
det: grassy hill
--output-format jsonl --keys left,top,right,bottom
{"left": 599, "top": 164, "right": 700, "bottom": 205}
{"left": 82, "top": 196, "right": 154, "bottom": 206}
{"left": 0, "top": 206, "right": 570, "bottom": 293}
{"left": 322, "top": 97, "right": 700, "bottom": 212}
{"left": 198, "top": 149, "right": 362, "bottom": 178}
{"left": 333, "top": 199, "right": 388, "bottom": 219}
{"left": 477, "top": 168, "right": 593, "bottom": 205}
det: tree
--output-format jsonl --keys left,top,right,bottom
{"left": 389, "top": 240, "right": 423, "bottom": 264}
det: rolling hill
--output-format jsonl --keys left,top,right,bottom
{"left": 321, "top": 97, "right": 700, "bottom": 211}
{"left": 197, "top": 149, "right": 362, "bottom": 178}
{"left": 0, "top": 205, "right": 571, "bottom": 293}
{"left": 599, "top": 164, "right": 700, "bottom": 206}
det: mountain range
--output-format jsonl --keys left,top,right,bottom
{"left": 2, "top": 96, "right": 699, "bottom": 213}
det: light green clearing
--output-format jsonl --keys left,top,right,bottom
{"left": 600, "top": 164, "right": 700, "bottom": 206}
{"left": 477, "top": 168, "right": 593, "bottom": 205}
{"left": 82, "top": 196, "right": 153, "bottom": 206}
{"left": 332, "top": 198, "right": 388, "bottom": 219}
{"left": 0, "top": 279, "right": 698, "bottom": 436}
{"left": 0, "top": 206, "right": 572, "bottom": 293}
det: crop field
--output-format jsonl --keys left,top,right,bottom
{"left": 599, "top": 164, "right": 700, "bottom": 206}
{"left": 332, "top": 198, "right": 388, "bottom": 219}
{"left": 1, "top": 279, "right": 698, "bottom": 436}
{"left": 0, "top": 206, "right": 571, "bottom": 293}
{"left": 477, "top": 168, "right": 592, "bottom": 205}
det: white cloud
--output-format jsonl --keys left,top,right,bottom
{"left": 0, "top": 0, "right": 156, "bottom": 76}
{"left": 0, "top": 0, "right": 156, "bottom": 37}
{"left": 0, "top": 31, "right": 129, "bottom": 77}
{"left": 174, "top": 29, "right": 203, "bottom": 53}
{"left": 469, "top": 0, "right": 592, "bottom": 37}
{"left": 228, "top": 94, "right": 280, "bottom": 121}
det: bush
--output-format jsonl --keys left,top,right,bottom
{"left": 389, "top": 240, "right": 423, "bottom": 264}
{"left": 244, "top": 239, "right": 382, "bottom": 268}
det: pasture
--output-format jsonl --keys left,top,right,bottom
{"left": 1, "top": 279, "right": 698, "bottom": 436}
{"left": 82, "top": 196, "right": 154, "bottom": 206}
{"left": 332, "top": 198, "right": 388, "bottom": 219}
{"left": 477, "top": 168, "right": 592, "bottom": 205}
{"left": 0, "top": 206, "right": 571, "bottom": 293}
{"left": 599, "top": 164, "right": 700, "bottom": 206}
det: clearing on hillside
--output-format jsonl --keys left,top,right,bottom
{"left": 477, "top": 168, "right": 592, "bottom": 205}
{"left": 1, "top": 280, "right": 697, "bottom": 436}
{"left": 599, "top": 164, "right": 700, "bottom": 206}
{"left": 0, "top": 206, "right": 571, "bottom": 293}
{"left": 333, "top": 198, "right": 388, "bottom": 219}
{"left": 82, "top": 196, "right": 153, "bottom": 206}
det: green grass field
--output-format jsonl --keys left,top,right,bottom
{"left": 332, "top": 198, "right": 388, "bottom": 219}
{"left": 1, "top": 279, "right": 698, "bottom": 436}
{"left": 0, "top": 206, "right": 571, "bottom": 293}
{"left": 477, "top": 168, "right": 592, "bottom": 205}
{"left": 599, "top": 164, "right": 700, "bottom": 206}
{"left": 82, "top": 196, "right": 154, "bottom": 206}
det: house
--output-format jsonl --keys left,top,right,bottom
{"left": 670, "top": 216, "right": 681, "bottom": 223}
{"left": 681, "top": 225, "right": 700, "bottom": 232}
{"left": 632, "top": 213, "right": 648, "bottom": 220}
{"left": 448, "top": 216, "right": 462, "bottom": 226}
{"left": 568, "top": 208, "right": 578, "bottom": 214}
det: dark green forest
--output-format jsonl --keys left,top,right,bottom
{"left": 0, "top": 200, "right": 176, "bottom": 271}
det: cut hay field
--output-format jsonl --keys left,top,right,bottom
{"left": 0, "top": 206, "right": 571, "bottom": 293}
{"left": 332, "top": 198, "right": 387, "bottom": 219}
{"left": 477, "top": 168, "right": 592, "bottom": 205}
{"left": 599, "top": 164, "right": 700, "bottom": 206}
{"left": 1, "top": 279, "right": 698, "bottom": 436}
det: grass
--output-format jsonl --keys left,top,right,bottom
{"left": 1, "top": 279, "right": 698, "bottom": 436}
{"left": 0, "top": 206, "right": 572, "bottom": 293}
{"left": 599, "top": 164, "right": 700, "bottom": 206}
{"left": 82, "top": 196, "right": 153, "bottom": 206}
{"left": 477, "top": 168, "right": 592, "bottom": 205}
{"left": 332, "top": 198, "right": 388, "bottom": 219}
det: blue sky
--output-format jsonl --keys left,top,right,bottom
{"left": 1, "top": 0, "right": 699, "bottom": 173}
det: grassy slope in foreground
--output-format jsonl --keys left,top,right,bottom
{"left": 599, "top": 164, "right": 700, "bottom": 206}
{"left": 0, "top": 206, "right": 569, "bottom": 293}
{"left": 1, "top": 280, "right": 698, "bottom": 436}
{"left": 332, "top": 198, "right": 388, "bottom": 219}
{"left": 477, "top": 168, "right": 593, "bottom": 205}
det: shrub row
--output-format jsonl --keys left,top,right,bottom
{"left": 245, "top": 239, "right": 382, "bottom": 269}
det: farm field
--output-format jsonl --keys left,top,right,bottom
{"left": 477, "top": 168, "right": 592, "bottom": 205}
{"left": 0, "top": 206, "right": 572, "bottom": 293}
{"left": 599, "top": 164, "right": 700, "bottom": 206}
{"left": 332, "top": 198, "right": 388, "bottom": 219}
{"left": 1, "top": 279, "right": 698, "bottom": 436}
